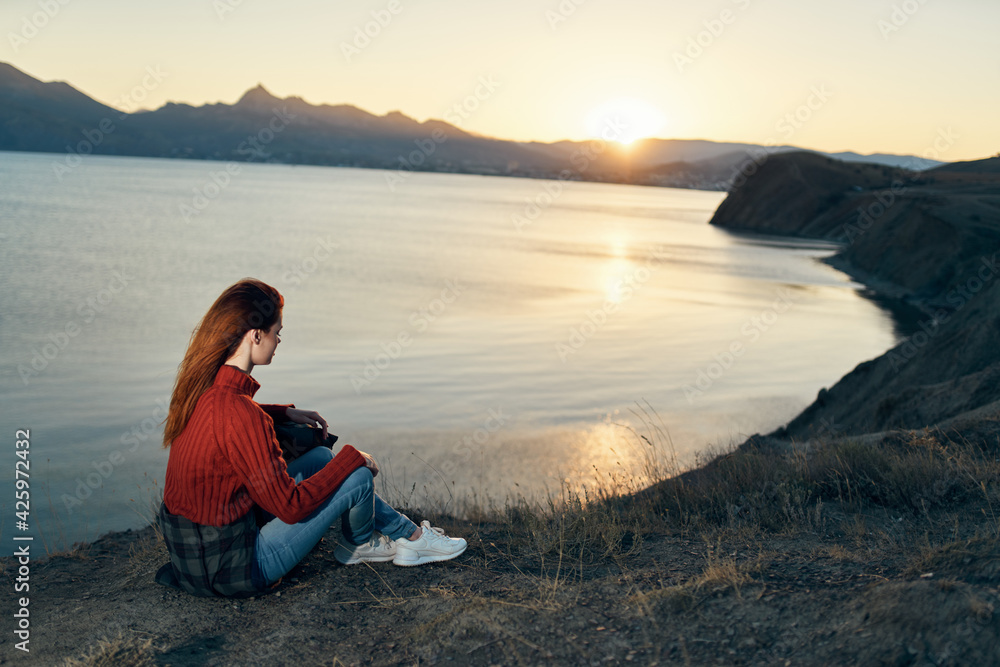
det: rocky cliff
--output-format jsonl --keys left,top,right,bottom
{"left": 709, "top": 151, "right": 1000, "bottom": 439}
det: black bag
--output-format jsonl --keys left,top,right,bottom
{"left": 273, "top": 422, "right": 338, "bottom": 462}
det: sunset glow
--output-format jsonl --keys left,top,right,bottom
{"left": 586, "top": 98, "right": 668, "bottom": 145}
{"left": 0, "top": 1, "right": 995, "bottom": 158}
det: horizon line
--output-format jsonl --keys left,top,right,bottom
{"left": 0, "top": 60, "right": 984, "bottom": 163}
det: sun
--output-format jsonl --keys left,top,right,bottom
{"left": 586, "top": 98, "right": 667, "bottom": 145}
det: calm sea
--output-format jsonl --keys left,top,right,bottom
{"left": 0, "top": 150, "right": 900, "bottom": 551}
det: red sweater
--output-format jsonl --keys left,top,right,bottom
{"left": 164, "top": 364, "right": 365, "bottom": 526}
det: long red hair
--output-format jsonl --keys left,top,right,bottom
{"left": 163, "top": 278, "right": 284, "bottom": 447}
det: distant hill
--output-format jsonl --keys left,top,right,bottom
{"left": 0, "top": 62, "right": 125, "bottom": 153}
{"left": 931, "top": 156, "right": 1000, "bottom": 173}
{"left": 707, "top": 151, "right": 913, "bottom": 238}
{"left": 826, "top": 150, "right": 942, "bottom": 171}
{"left": 0, "top": 62, "right": 949, "bottom": 190}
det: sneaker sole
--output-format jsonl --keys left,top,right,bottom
{"left": 336, "top": 554, "right": 396, "bottom": 565}
{"left": 392, "top": 544, "right": 467, "bottom": 567}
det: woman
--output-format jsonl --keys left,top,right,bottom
{"left": 156, "top": 278, "right": 465, "bottom": 597}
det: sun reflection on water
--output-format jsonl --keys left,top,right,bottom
{"left": 600, "top": 236, "right": 636, "bottom": 304}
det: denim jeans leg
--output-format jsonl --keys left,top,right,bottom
{"left": 255, "top": 463, "right": 375, "bottom": 585}
{"left": 374, "top": 494, "right": 417, "bottom": 539}
{"left": 254, "top": 449, "right": 418, "bottom": 586}
{"left": 285, "top": 446, "right": 335, "bottom": 482}
{"left": 287, "top": 448, "right": 415, "bottom": 540}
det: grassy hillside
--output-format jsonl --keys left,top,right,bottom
{"left": 4, "top": 417, "right": 997, "bottom": 665}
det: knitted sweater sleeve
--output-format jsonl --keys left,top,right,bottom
{"left": 224, "top": 396, "right": 366, "bottom": 524}
{"left": 259, "top": 403, "right": 294, "bottom": 423}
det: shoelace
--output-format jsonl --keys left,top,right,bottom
{"left": 421, "top": 522, "right": 449, "bottom": 542}
{"left": 366, "top": 534, "right": 393, "bottom": 550}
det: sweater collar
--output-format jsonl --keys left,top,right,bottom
{"left": 215, "top": 364, "right": 260, "bottom": 399}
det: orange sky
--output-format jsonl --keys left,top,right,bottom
{"left": 2, "top": 0, "right": 997, "bottom": 160}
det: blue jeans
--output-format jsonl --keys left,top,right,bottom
{"left": 254, "top": 447, "right": 416, "bottom": 586}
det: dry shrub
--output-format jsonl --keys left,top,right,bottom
{"left": 500, "top": 485, "right": 643, "bottom": 565}
{"left": 628, "top": 426, "right": 999, "bottom": 534}
{"left": 808, "top": 432, "right": 968, "bottom": 510}
{"left": 63, "top": 633, "right": 156, "bottom": 667}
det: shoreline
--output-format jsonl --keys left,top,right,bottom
{"left": 0, "top": 146, "right": 731, "bottom": 192}
{"left": 6, "top": 190, "right": 900, "bottom": 556}
{"left": 6, "top": 160, "right": 929, "bottom": 560}
{"left": 3, "top": 151, "right": 998, "bottom": 664}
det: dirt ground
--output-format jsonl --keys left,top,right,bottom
{"left": 1, "top": 489, "right": 997, "bottom": 666}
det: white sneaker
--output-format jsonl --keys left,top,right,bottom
{"left": 393, "top": 520, "right": 467, "bottom": 566}
{"left": 334, "top": 533, "right": 396, "bottom": 565}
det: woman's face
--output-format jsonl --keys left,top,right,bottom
{"left": 252, "top": 316, "right": 282, "bottom": 366}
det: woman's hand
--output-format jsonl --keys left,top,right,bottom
{"left": 285, "top": 408, "right": 328, "bottom": 439}
{"left": 357, "top": 450, "right": 380, "bottom": 478}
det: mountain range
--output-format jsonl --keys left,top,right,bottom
{"left": 0, "top": 62, "right": 944, "bottom": 190}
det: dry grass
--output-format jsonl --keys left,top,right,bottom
{"left": 693, "top": 556, "right": 753, "bottom": 596}
{"left": 617, "top": 426, "right": 1000, "bottom": 536}
{"left": 38, "top": 411, "right": 1000, "bottom": 666}
{"left": 816, "top": 543, "right": 857, "bottom": 561}
{"left": 62, "top": 633, "right": 157, "bottom": 667}
{"left": 629, "top": 545, "right": 768, "bottom": 616}
{"left": 380, "top": 413, "right": 1000, "bottom": 602}
{"left": 904, "top": 536, "right": 1000, "bottom": 578}
{"left": 123, "top": 526, "right": 167, "bottom": 586}
{"left": 423, "top": 417, "right": 1000, "bottom": 634}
